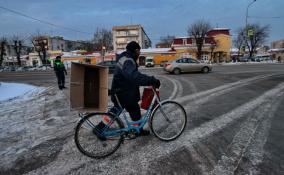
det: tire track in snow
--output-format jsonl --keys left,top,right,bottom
{"left": 178, "top": 77, "right": 198, "bottom": 94}
{"left": 234, "top": 99, "right": 283, "bottom": 174}
{"left": 175, "top": 74, "right": 282, "bottom": 106}
{"left": 158, "top": 75, "right": 181, "bottom": 99}
{"left": 210, "top": 89, "right": 283, "bottom": 175}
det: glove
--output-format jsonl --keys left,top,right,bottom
{"left": 152, "top": 77, "right": 161, "bottom": 89}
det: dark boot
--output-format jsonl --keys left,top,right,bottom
{"left": 138, "top": 128, "right": 151, "bottom": 136}
{"left": 93, "top": 122, "right": 107, "bottom": 141}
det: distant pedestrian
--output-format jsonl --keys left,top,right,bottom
{"left": 54, "top": 56, "right": 67, "bottom": 90}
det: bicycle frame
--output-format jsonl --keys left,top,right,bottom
{"left": 102, "top": 87, "right": 162, "bottom": 137}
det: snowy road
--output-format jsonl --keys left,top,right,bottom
{"left": 0, "top": 64, "right": 284, "bottom": 175}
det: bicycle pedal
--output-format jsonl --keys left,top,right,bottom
{"left": 126, "top": 133, "right": 137, "bottom": 140}
{"left": 122, "top": 133, "right": 136, "bottom": 140}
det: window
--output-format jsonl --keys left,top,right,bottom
{"left": 129, "top": 30, "right": 138, "bottom": 35}
{"left": 183, "top": 39, "right": 186, "bottom": 45}
{"left": 117, "top": 38, "right": 127, "bottom": 43}
{"left": 176, "top": 58, "right": 188, "bottom": 63}
{"left": 188, "top": 59, "right": 199, "bottom": 63}
{"left": 117, "top": 31, "right": 127, "bottom": 36}
{"left": 201, "top": 54, "right": 209, "bottom": 61}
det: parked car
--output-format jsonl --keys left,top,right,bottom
{"left": 239, "top": 55, "right": 252, "bottom": 62}
{"left": 96, "top": 60, "right": 117, "bottom": 74}
{"left": 164, "top": 58, "right": 212, "bottom": 75}
{"left": 251, "top": 55, "right": 272, "bottom": 62}
{"left": 145, "top": 57, "right": 155, "bottom": 67}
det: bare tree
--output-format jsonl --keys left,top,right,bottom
{"left": 10, "top": 35, "right": 24, "bottom": 66}
{"left": 233, "top": 28, "right": 246, "bottom": 59}
{"left": 188, "top": 20, "right": 211, "bottom": 59}
{"left": 0, "top": 37, "right": 8, "bottom": 66}
{"left": 245, "top": 24, "right": 270, "bottom": 57}
{"left": 158, "top": 35, "right": 175, "bottom": 48}
{"left": 31, "top": 32, "right": 48, "bottom": 66}
{"left": 93, "top": 28, "right": 113, "bottom": 51}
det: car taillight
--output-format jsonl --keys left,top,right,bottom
{"left": 164, "top": 63, "right": 171, "bottom": 68}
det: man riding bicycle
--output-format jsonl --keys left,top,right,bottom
{"left": 105, "top": 41, "right": 160, "bottom": 136}
{"left": 75, "top": 42, "right": 187, "bottom": 158}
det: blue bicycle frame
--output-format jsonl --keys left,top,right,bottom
{"left": 102, "top": 87, "right": 160, "bottom": 137}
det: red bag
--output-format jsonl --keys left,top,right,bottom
{"left": 140, "top": 87, "right": 159, "bottom": 110}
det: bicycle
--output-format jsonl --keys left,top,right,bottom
{"left": 74, "top": 86, "right": 187, "bottom": 158}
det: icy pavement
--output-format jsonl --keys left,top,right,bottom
{"left": 0, "top": 83, "right": 77, "bottom": 175}
{"left": 0, "top": 82, "right": 42, "bottom": 102}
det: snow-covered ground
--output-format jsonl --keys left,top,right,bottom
{"left": 0, "top": 82, "right": 77, "bottom": 174}
{"left": 0, "top": 82, "right": 44, "bottom": 102}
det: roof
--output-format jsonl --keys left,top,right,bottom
{"left": 141, "top": 48, "right": 175, "bottom": 54}
{"left": 230, "top": 48, "right": 239, "bottom": 52}
{"left": 112, "top": 24, "right": 142, "bottom": 30}
{"left": 269, "top": 48, "right": 284, "bottom": 52}
{"left": 210, "top": 28, "right": 230, "bottom": 31}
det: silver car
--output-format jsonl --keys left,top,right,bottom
{"left": 164, "top": 58, "right": 212, "bottom": 74}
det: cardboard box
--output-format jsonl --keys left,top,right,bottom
{"left": 70, "top": 62, "right": 108, "bottom": 112}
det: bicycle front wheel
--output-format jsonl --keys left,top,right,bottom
{"left": 74, "top": 112, "right": 124, "bottom": 158}
{"left": 150, "top": 100, "right": 187, "bottom": 141}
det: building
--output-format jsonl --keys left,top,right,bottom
{"left": 28, "top": 36, "right": 94, "bottom": 66}
{"left": 156, "top": 43, "right": 172, "bottom": 48}
{"left": 139, "top": 47, "right": 178, "bottom": 66}
{"left": 269, "top": 39, "right": 284, "bottom": 62}
{"left": 172, "top": 28, "right": 232, "bottom": 63}
{"left": 2, "top": 44, "right": 32, "bottom": 66}
{"left": 32, "top": 35, "right": 90, "bottom": 52}
{"left": 112, "top": 25, "right": 151, "bottom": 51}
{"left": 271, "top": 39, "right": 284, "bottom": 49}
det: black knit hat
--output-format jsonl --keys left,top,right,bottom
{"left": 56, "top": 56, "right": 61, "bottom": 60}
{"left": 126, "top": 41, "right": 141, "bottom": 52}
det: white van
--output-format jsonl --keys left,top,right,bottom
{"left": 145, "top": 57, "right": 154, "bottom": 67}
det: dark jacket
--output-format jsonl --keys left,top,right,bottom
{"left": 111, "top": 51, "right": 156, "bottom": 106}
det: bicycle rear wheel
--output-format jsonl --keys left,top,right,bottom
{"left": 74, "top": 112, "right": 124, "bottom": 158}
{"left": 150, "top": 100, "right": 187, "bottom": 141}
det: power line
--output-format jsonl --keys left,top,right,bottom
{"left": 0, "top": 6, "right": 93, "bottom": 35}
{"left": 249, "top": 15, "right": 282, "bottom": 19}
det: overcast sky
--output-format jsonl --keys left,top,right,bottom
{"left": 0, "top": 0, "right": 283, "bottom": 47}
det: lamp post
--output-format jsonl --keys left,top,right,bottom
{"left": 102, "top": 46, "right": 106, "bottom": 62}
{"left": 245, "top": 0, "right": 257, "bottom": 54}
